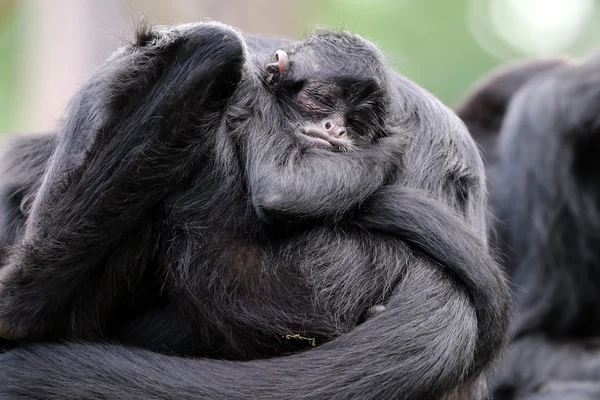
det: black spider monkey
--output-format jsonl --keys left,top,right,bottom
{"left": 0, "top": 22, "right": 508, "bottom": 399}
{"left": 457, "top": 54, "right": 600, "bottom": 399}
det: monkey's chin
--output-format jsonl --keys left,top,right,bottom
{"left": 298, "top": 130, "right": 350, "bottom": 150}
{"left": 299, "top": 134, "right": 334, "bottom": 149}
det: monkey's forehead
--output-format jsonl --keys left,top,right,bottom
{"left": 254, "top": 33, "right": 389, "bottom": 85}
{"left": 292, "top": 46, "right": 384, "bottom": 76}
{"left": 290, "top": 32, "right": 386, "bottom": 67}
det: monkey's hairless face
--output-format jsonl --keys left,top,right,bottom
{"left": 262, "top": 34, "right": 390, "bottom": 151}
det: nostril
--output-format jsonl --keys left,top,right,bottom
{"left": 324, "top": 121, "right": 333, "bottom": 130}
{"left": 338, "top": 129, "right": 345, "bottom": 136}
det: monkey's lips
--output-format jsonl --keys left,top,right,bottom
{"left": 300, "top": 128, "right": 346, "bottom": 149}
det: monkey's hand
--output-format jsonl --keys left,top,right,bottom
{"left": 251, "top": 134, "right": 404, "bottom": 222}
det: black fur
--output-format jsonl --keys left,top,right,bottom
{"left": 456, "top": 57, "right": 567, "bottom": 166}
{"left": 0, "top": 22, "right": 508, "bottom": 399}
{"left": 457, "top": 54, "right": 600, "bottom": 399}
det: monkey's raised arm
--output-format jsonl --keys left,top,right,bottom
{"left": 0, "top": 22, "right": 247, "bottom": 339}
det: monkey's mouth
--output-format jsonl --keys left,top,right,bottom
{"left": 299, "top": 128, "right": 348, "bottom": 149}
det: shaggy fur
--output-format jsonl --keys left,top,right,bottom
{"left": 457, "top": 54, "right": 600, "bottom": 399}
{"left": 0, "top": 22, "right": 508, "bottom": 399}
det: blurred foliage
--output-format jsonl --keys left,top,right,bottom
{"left": 306, "top": 0, "right": 600, "bottom": 106}
{"left": 305, "top": 0, "right": 497, "bottom": 107}
{"left": 0, "top": 3, "right": 19, "bottom": 133}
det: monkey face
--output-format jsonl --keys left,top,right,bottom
{"left": 262, "top": 35, "right": 391, "bottom": 151}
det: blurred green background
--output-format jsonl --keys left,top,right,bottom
{"left": 1, "top": 0, "right": 600, "bottom": 134}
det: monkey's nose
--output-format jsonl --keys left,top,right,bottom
{"left": 323, "top": 121, "right": 346, "bottom": 137}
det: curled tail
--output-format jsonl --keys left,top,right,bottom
{"left": 355, "top": 186, "right": 510, "bottom": 378}
{"left": 0, "top": 264, "right": 477, "bottom": 400}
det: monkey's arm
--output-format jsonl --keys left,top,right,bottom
{"left": 249, "top": 136, "right": 403, "bottom": 221}
{"left": 0, "top": 22, "right": 247, "bottom": 340}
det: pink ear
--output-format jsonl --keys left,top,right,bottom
{"left": 274, "top": 50, "right": 288, "bottom": 73}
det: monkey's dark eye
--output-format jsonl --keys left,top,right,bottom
{"left": 298, "top": 93, "right": 335, "bottom": 116}
{"left": 295, "top": 81, "right": 340, "bottom": 116}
